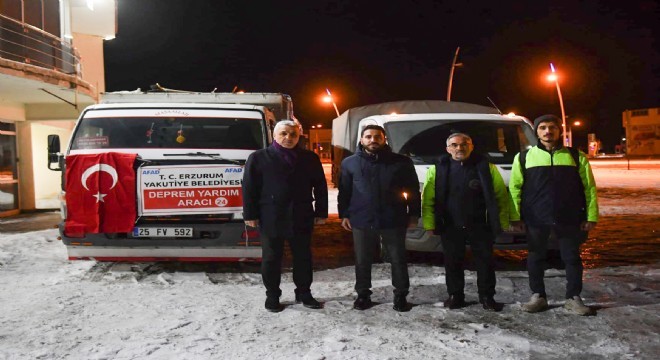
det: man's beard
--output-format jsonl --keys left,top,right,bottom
{"left": 364, "top": 144, "right": 382, "bottom": 153}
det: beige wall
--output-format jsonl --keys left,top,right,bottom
{"left": 0, "top": 103, "right": 26, "bottom": 121}
{"left": 16, "top": 122, "right": 35, "bottom": 210}
{"left": 72, "top": 33, "right": 106, "bottom": 97}
{"left": 623, "top": 108, "right": 660, "bottom": 156}
{"left": 31, "top": 121, "right": 75, "bottom": 209}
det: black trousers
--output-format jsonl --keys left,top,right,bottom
{"left": 261, "top": 232, "right": 313, "bottom": 298}
{"left": 352, "top": 227, "right": 409, "bottom": 297}
{"left": 440, "top": 226, "right": 496, "bottom": 299}
{"left": 526, "top": 225, "right": 585, "bottom": 299}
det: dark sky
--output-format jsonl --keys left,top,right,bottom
{"left": 104, "top": 0, "right": 659, "bottom": 150}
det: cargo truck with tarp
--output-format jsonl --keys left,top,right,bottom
{"left": 47, "top": 91, "right": 294, "bottom": 261}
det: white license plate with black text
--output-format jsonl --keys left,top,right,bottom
{"left": 132, "top": 227, "right": 193, "bottom": 237}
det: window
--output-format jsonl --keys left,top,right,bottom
{"left": 71, "top": 116, "right": 265, "bottom": 150}
{"left": 0, "top": 121, "right": 18, "bottom": 212}
{"left": 631, "top": 109, "right": 649, "bottom": 117}
{"left": 387, "top": 120, "right": 533, "bottom": 164}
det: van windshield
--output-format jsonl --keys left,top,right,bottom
{"left": 385, "top": 120, "right": 535, "bottom": 164}
{"left": 71, "top": 116, "right": 265, "bottom": 150}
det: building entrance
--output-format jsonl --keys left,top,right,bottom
{"left": 0, "top": 120, "right": 19, "bottom": 216}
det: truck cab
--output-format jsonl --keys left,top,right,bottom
{"left": 47, "top": 91, "right": 291, "bottom": 261}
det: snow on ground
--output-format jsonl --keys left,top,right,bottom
{"left": 0, "top": 161, "right": 658, "bottom": 359}
{"left": 0, "top": 230, "right": 658, "bottom": 359}
{"left": 590, "top": 165, "right": 660, "bottom": 216}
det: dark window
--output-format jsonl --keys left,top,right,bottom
{"left": 631, "top": 109, "right": 649, "bottom": 117}
{"left": 0, "top": 0, "right": 22, "bottom": 20}
{"left": 71, "top": 116, "right": 265, "bottom": 150}
{"left": 386, "top": 120, "right": 534, "bottom": 165}
{"left": 24, "top": 0, "right": 43, "bottom": 29}
{"left": 0, "top": 120, "right": 18, "bottom": 212}
{"left": 43, "top": 0, "right": 60, "bottom": 36}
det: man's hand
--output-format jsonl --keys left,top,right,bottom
{"left": 407, "top": 217, "right": 419, "bottom": 229}
{"left": 580, "top": 221, "right": 597, "bottom": 232}
{"left": 314, "top": 217, "right": 326, "bottom": 225}
{"left": 340, "top": 218, "right": 352, "bottom": 231}
{"left": 244, "top": 220, "right": 259, "bottom": 228}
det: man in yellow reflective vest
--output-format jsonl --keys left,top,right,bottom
{"left": 509, "top": 114, "right": 599, "bottom": 316}
{"left": 422, "top": 133, "right": 510, "bottom": 311}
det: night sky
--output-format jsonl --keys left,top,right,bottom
{"left": 104, "top": 0, "right": 659, "bottom": 151}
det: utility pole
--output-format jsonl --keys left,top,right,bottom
{"left": 447, "top": 47, "right": 462, "bottom": 101}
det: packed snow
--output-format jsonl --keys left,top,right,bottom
{"left": 0, "top": 162, "right": 658, "bottom": 359}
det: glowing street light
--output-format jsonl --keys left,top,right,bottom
{"left": 547, "top": 63, "right": 569, "bottom": 147}
{"left": 323, "top": 88, "right": 341, "bottom": 117}
{"left": 569, "top": 120, "right": 582, "bottom": 149}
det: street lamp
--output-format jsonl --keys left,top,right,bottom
{"left": 310, "top": 124, "right": 322, "bottom": 154}
{"left": 546, "top": 63, "right": 569, "bottom": 147}
{"left": 446, "top": 46, "right": 463, "bottom": 101}
{"left": 569, "top": 120, "right": 581, "bottom": 148}
{"left": 323, "top": 88, "right": 341, "bottom": 117}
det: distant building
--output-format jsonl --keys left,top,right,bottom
{"left": 0, "top": 0, "right": 116, "bottom": 217}
{"left": 622, "top": 107, "right": 660, "bottom": 156}
{"left": 307, "top": 128, "right": 331, "bottom": 162}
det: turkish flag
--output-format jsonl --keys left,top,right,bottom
{"left": 64, "top": 153, "right": 138, "bottom": 236}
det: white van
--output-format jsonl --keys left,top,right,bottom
{"left": 331, "top": 100, "right": 537, "bottom": 252}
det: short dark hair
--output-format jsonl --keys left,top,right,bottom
{"left": 361, "top": 125, "right": 386, "bottom": 137}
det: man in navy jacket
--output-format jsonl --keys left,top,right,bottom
{"left": 338, "top": 125, "right": 420, "bottom": 312}
{"left": 243, "top": 120, "right": 328, "bottom": 312}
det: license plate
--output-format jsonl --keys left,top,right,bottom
{"left": 132, "top": 227, "right": 193, "bottom": 238}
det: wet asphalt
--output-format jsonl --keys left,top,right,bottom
{"left": 0, "top": 211, "right": 61, "bottom": 233}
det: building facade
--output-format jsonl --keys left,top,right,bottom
{"left": 622, "top": 107, "right": 660, "bottom": 156}
{"left": 0, "top": 0, "right": 116, "bottom": 217}
{"left": 307, "top": 128, "right": 331, "bottom": 162}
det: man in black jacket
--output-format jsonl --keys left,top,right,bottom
{"left": 338, "top": 125, "right": 420, "bottom": 312}
{"left": 421, "top": 133, "right": 510, "bottom": 311}
{"left": 243, "top": 120, "right": 328, "bottom": 312}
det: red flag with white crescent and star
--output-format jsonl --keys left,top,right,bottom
{"left": 64, "top": 153, "right": 138, "bottom": 236}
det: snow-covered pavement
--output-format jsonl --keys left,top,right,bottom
{"left": 0, "top": 229, "right": 658, "bottom": 359}
{"left": 0, "top": 163, "right": 658, "bottom": 359}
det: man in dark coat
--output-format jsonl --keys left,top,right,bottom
{"left": 242, "top": 120, "right": 328, "bottom": 312}
{"left": 338, "top": 125, "right": 420, "bottom": 312}
{"left": 421, "top": 133, "right": 510, "bottom": 312}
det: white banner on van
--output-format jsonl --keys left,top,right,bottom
{"left": 137, "top": 165, "right": 244, "bottom": 216}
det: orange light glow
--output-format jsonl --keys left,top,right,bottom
{"left": 573, "top": 121, "right": 581, "bottom": 126}
{"left": 547, "top": 74, "right": 558, "bottom": 82}
{"left": 322, "top": 96, "right": 332, "bottom": 103}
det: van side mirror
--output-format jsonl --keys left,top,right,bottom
{"left": 47, "top": 134, "right": 62, "bottom": 171}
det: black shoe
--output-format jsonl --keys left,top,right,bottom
{"left": 353, "top": 296, "right": 373, "bottom": 310}
{"left": 295, "top": 293, "right": 323, "bottom": 309}
{"left": 393, "top": 294, "right": 411, "bottom": 312}
{"left": 443, "top": 295, "right": 466, "bottom": 309}
{"left": 480, "top": 296, "right": 504, "bottom": 312}
{"left": 265, "top": 297, "right": 283, "bottom": 313}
